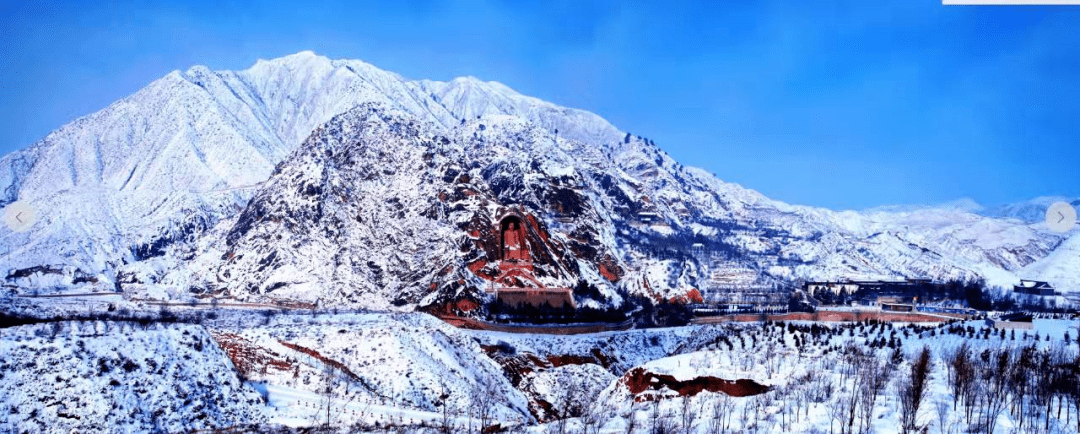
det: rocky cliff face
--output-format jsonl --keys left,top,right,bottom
{"left": 174, "top": 104, "right": 632, "bottom": 311}
{"left": 160, "top": 101, "right": 1066, "bottom": 313}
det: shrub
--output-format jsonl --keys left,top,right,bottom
{"left": 121, "top": 358, "right": 139, "bottom": 373}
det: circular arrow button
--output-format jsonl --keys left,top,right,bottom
{"left": 1046, "top": 201, "right": 1077, "bottom": 233}
{"left": 2, "top": 201, "right": 38, "bottom": 233}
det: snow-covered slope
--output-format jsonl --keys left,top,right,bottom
{"left": 0, "top": 51, "right": 1071, "bottom": 306}
{"left": 1020, "top": 231, "right": 1080, "bottom": 292}
{"left": 0, "top": 51, "right": 459, "bottom": 287}
{"left": 416, "top": 76, "right": 624, "bottom": 148}
{"left": 981, "top": 196, "right": 1080, "bottom": 224}
{"left": 0, "top": 322, "right": 267, "bottom": 433}
{"left": 213, "top": 312, "right": 533, "bottom": 424}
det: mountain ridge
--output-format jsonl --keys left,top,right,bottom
{"left": 0, "top": 51, "right": 1074, "bottom": 307}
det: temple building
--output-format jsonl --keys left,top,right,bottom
{"left": 488, "top": 209, "right": 575, "bottom": 309}
{"left": 1013, "top": 280, "right": 1055, "bottom": 296}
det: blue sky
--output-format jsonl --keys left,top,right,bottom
{"left": 1, "top": 0, "right": 1078, "bottom": 210}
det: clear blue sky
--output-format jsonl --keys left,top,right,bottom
{"left": 2, "top": 0, "right": 1078, "bottom": 210}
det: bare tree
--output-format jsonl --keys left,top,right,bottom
{"left": 857, "top": 357, "right": 889, "bottom": 434}
{"left": 553, "top": 369, "right": 586, "bottom": 434}
{"left": 763, "top": 341, "right": 780, "bottom": 379}
{"left": 1030, "top": 345, "right": 1061, "bottom": 433}
{"left": 708, "top": 393, "right": 734, "bottom": 434}
{"left": 679, "top": 395, "right": 699, "bottom": 434}
{"left": 832, "top": 346, "right": 866, "bottom": 434}
{"left": 775, "top": 387, "right": 794, "bottom": 432}
{"left": 1006, "top": 345, "right": 1033, "bottom": 430}
{"left": 946, "top": 342, "right": 972, "bottom": 414}
{"left": 436, "top": 389, "right": 456, "bottom": 434}
{"left": 828, "top": 388, "right": 856, "bottom": 434}
{"left": 581, "top": 406, "right": 604, "bottom": 434}
{"left": 624, "top": 399, "right": 640, "bottom": 434}
{"left": 471, "top": 383, "right": 497, "bottom": 434}
{"left": 934, "top": 399, "right": 953, "bottom": 434}
{"left": 645, "top": 397, "right": 679, "bottom": 434}
{"left": 975, "top": 349, "right": 1010, "bottom": 434}
{"left": 1069, "top": 350, "right": 1080, "bottom": 434}
{"left": 899, "top": 346, "right": 932, "bottom": 434}
{"left": 311, "top": 362, "right": 358, "bottom": 432}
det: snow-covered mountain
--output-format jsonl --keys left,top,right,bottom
{"left": 0, "top": 51, "right": 1074, "bottom": 308}
{"left": 0, "top": 51, "right": 460, "bottom": 285}
{"left": 980, "top": 196, "right": 1080, "bottom": 224}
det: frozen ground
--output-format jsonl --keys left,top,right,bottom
{"left": 0, "top": 321, "right": 267, "bottom": 433}
{"left": 533, "top": 317, "right": 1080, "bottom": 434}
{"left": 2, "top": 305, "right": 1078, "bottom": 433}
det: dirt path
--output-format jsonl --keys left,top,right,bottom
{"left": 438, "top": 315, "right": 634, "bottom": 335}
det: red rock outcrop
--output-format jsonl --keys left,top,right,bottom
{"left": 619, "top": 367, "right": 771, "bottom": 400}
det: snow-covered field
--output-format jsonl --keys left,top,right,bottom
{"left": 531, "top": 317, "right": 1080, "bottom": 434}
{"left": 3, "top": 302, "right": 1079, "bottom": 433}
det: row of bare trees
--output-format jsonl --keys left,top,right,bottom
{"left": 944, "top": 341, "right": 1080, "bottom": 434}
{"left": 824, "top": 343, "right": 903, "bottom": 434}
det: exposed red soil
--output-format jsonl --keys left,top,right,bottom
{"left": 278, "top": 340, "right": 360, "bottom": 381}
{"left": 480, "top": 345, "right": 553, "bottom": 420}
{"left": 598, "top": 254, "right": 623, "bottom": 282}
{"left": 685, "top": 288, "right": 704, "bottom": 304}
{"left": 467, "top": 260, "right": 488, "bottom": 276}
{"left": 546, "top": 354, "right": 598, "bottom": 368}
{"left": 619, "top": 367, "right": 771, "bottom": 400}
{"left": 455, "top": 299, "right": 479, "bottom": 312}
{"left": 210, "top": 332, "right": 293, "bottom": 377}
{"left": 437, "top": 265, "right": 453, "bottom": 277}
{"left": 525, "top": 215, "right": 549, "bottom": 243}
{"left": 481, "top": 344, "right": 618, "bottom": 422}
{"left": 590, "top": 348, "right": 614, "bottom": 370}
{"left": 640, "top": 277, "right": 663, "bottom": 303}
{"left": 669, "top": 288, "right": 705, "bottom": 305}
{"left": 480, "top": 345, "right": 543, "bottom": 385}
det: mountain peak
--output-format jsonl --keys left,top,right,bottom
{"left": 247, "top": 50, "right": 334, "bottom": 75}
{"left": 939, "top": 197, "right": 984, "bottom": 213}
{"left": 277, "top": 50, "right": 324, "bottom": 62}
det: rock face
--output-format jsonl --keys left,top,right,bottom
{"left": 181, "top": 104, "right": 628, "bottom": 310}
{"left": 0, "top": 51, "right": 1073, "bottom": 307}
{"left": 172, "top": 99, "right": 1067, "bottom": 312}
